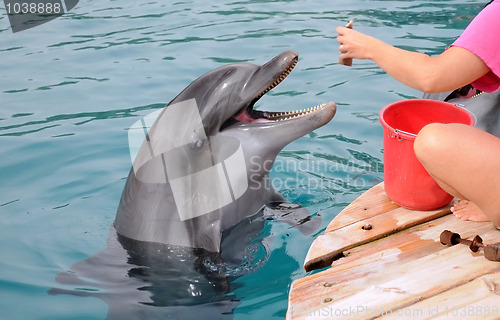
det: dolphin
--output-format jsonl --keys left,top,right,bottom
{"left": 50, "top": 50, "right": 336, "bottom": 319}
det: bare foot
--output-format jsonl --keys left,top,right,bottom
{"left": 451, "top": 199, "right": 490, "bottom": 222}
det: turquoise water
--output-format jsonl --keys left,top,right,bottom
{"left": 0, "top": 1, "right": 486, "bottom": 319}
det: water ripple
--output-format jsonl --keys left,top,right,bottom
{"left": 0, "top": 1, "right": 487, "bottom": 319}
{"left": 0, "top": 104, "right": 162, "bottom": 137}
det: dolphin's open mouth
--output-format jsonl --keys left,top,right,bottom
{"left": 223, "top": 55, "right": 328, "bottom": 129}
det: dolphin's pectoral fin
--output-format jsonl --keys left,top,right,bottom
{"left": 48, "top": 270, "right": 102, "bottom": 297}
{"left": 263, "top": 202, "right": 321, "bottom": 236}
{"left": 47, "top": 286, "right": 97, "bottom": 298}
{"left": 53, "top": 270, "right": 90, "bottom": 286}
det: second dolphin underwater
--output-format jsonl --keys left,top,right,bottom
{"left": 50, "top": 50, "right": 337, "bottom": 319}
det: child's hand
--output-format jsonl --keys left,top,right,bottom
{"left": 336, "top": 27, "right": 381, "bottom": 61}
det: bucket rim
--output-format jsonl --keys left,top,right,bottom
{"left": 379, "top": 99, "right": 476, "bottom": 137}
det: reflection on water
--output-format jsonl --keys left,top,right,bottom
{"left": 0, "top": 1, "right": 487, "bottom": 319}
{"left": 0, "top": 103, "right": 162, "bottom": 137}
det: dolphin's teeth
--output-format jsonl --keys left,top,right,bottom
{"left": 256, "top": 57, "right": 297, "bottom": 104}
{"left": 266, "top": 103, "right": 327, "bottom": 122}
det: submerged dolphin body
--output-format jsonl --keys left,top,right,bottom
{"left": 50, "top": 51, "right": 336, "bottom": 319}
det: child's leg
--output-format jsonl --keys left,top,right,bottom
{"left": 414, "top": 123, "right": 500, "bottom": 227}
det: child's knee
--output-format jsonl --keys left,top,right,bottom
{"left": 414, "top": 123, "right": 447, "bottom": 162}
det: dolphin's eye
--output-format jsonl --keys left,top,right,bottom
{"left": 193, "top": 139, "right": 204, "bottom": 149}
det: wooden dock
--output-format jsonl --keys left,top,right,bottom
{"left": 287, "top": 182, "right": 500, "bottom": 319}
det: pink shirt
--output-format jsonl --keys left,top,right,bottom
{"left": 451, "top": 0, "right": 500, "bottom": 92}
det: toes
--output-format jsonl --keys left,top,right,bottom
{"left": 452, "top": 211, "right": 464, "bottom": 220}
{"left": 451, "top": 199, "right": 470, "bottom": 213}
{"left": 451, "top": 199, "right": 461, "bottom": 213}
{"left": 450, "top": 200, "right": 489, "bottom": 222}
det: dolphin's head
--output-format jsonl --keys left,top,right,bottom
{"left": 168, "top": 50, "right": 336, "bottom": 172}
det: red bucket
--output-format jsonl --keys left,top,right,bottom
{"left": 379, "top": 99, "right": 475, "bottom": 210}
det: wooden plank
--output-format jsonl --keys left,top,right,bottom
{"left": 304, "top": 203, "right": 451, "bottom": 271}
{"left": 295, "top": 215, "right": 470, "bottom": 301}
{"left": 288, "top": 216, "right": 500, "bottom": 320}
{"left": 289, "top": 242, "right": 500, "bottom": 320}
{"left": 383, "top": 272, "right": 500, "bottom": 319}
{"left": 331, "top": 214, "right": 496, "bottom": 271}
{"left": 326, "top": 182, "right": 399, "bottom": 232}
